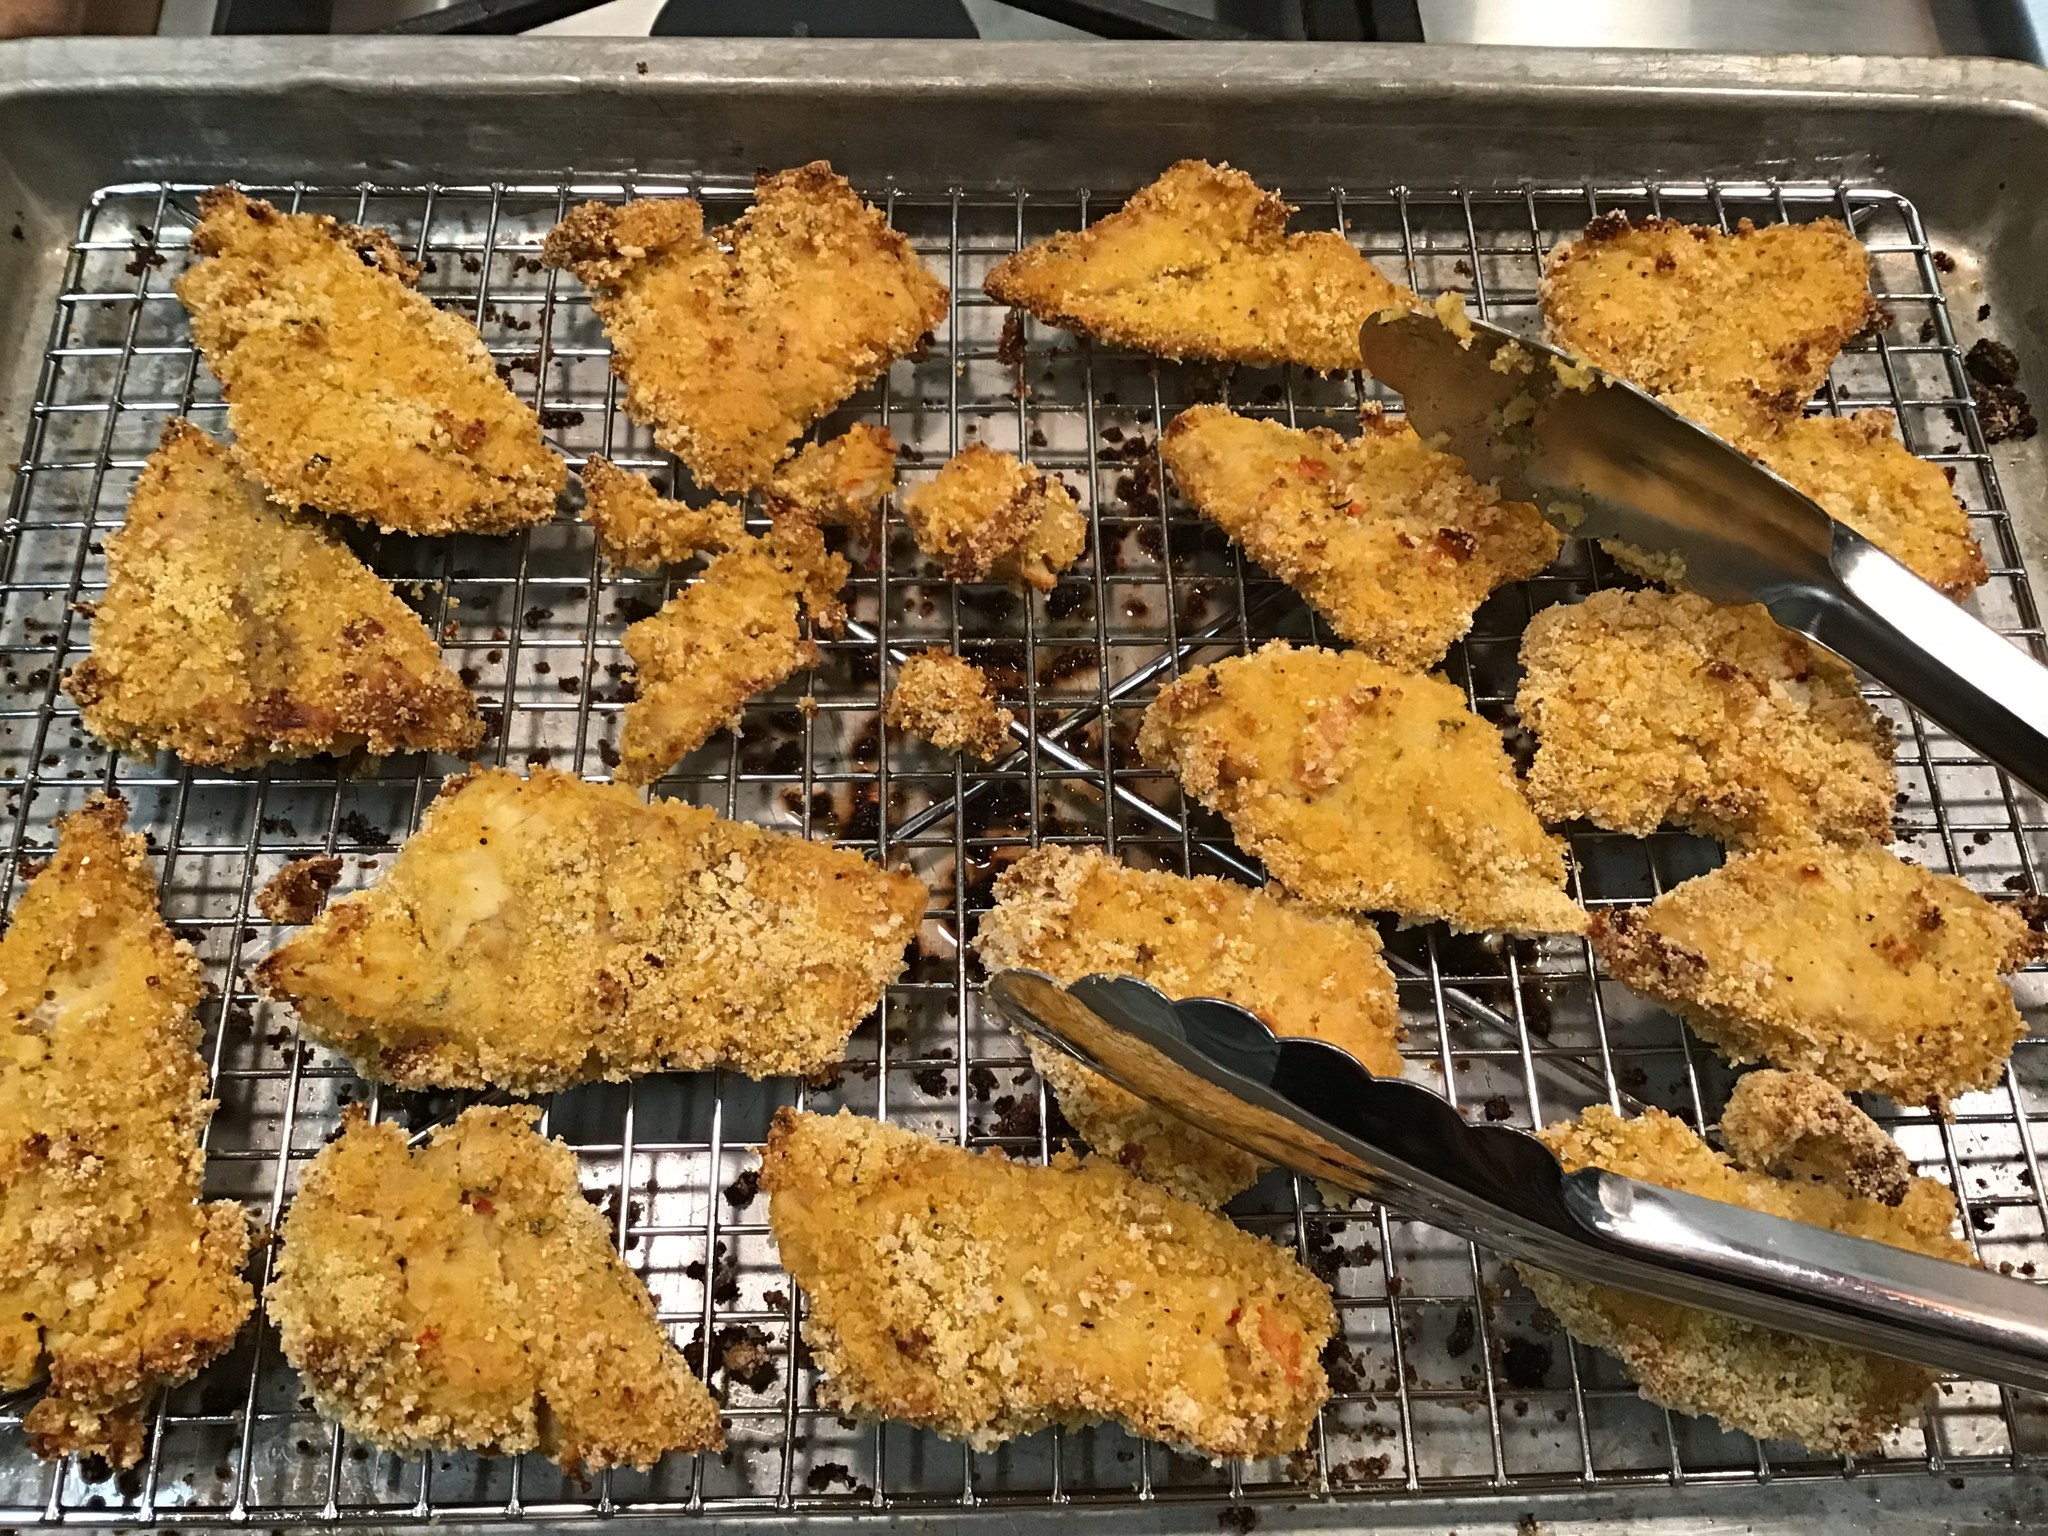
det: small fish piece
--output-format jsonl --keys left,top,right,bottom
{"left": 542, "top": 163, "right": 947, "bottom": 493}
{"left": 1138, "top": 642, "right": 1584, "bottom": 934}
{"left": 176, "top": 187, "right": 564, "bottom": 535}
{"left": 760, "top": 1108, "right": 1335, "bottom": 1459}
{"left": 884, "top": 651, "right": 1015, "bottom": 760}
{"left": 900, "top": 444, "right": 1087, "bottom": 592}
{"left": 984, "top": 159, "right": 1415, "bottom": 373}
{"left": 269, "top": 1104, "right": 723, "bottom": 1471}
{"left": 764, "top": 423, "right": 899, "bottom": 536}
{"left": 1162, "top": 405, "right": 1562, "bottom": 670}
{"left": 579, "top": 455, "right": 746, "bottom": 570}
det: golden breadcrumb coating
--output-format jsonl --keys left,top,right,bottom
{"left": 1516, "top": 590, "right": 1895, "bottom": 846}
{"left": 176, "top": 188, "right": 563, "bottom": 535}
{"left": 66, "top": 421, "right": 483, "bottom": 768}
{"left": 884, "top": 651, "right": 1015, "bottom": 760}
{"left": 1520, "top": 1070, "right": 1970, "bottom": 1453}
{"left": 1593, "top": 841, "right": 2042, "bottom": 1106}
{"left": 1162, "top": 405, "right": 1562, "bottom": 669}
{"left": 1540, "top": 212, "right": 1877, "bottom": 422}
{"left": 579, "top": 455, "right": 745, "bottom": 570}
{"left": 0, "top": 796, "right": 253, "bottom": 1466}
{"left": 1138, "top": 642, "right": 1583, "bottom": 934}
{"left": 974, "top": 844, "right": 1402, "bottom": 1206}
{"left": 256, "top": 767, "right": 923, "bottom": 1090}
{"left": 617, "top": 522, "right": 849, "bottom": 785}
{"left": 901, "top": 444, "right": 1087, "bottom": 592}
{"left": 541, "top": 164, "right": 947, "bottom": 493}
{"left": 269, "top": 1104, "right": 722, "bottom": 1471}
{"left": 984, "top": 160, "right": 1415, "bottom": 373}
{"left": 760, "top": 1108, "right": 1334, "bottom": 1458}
{"left": 764, "top": 423, "right": 899, "bottom": 536}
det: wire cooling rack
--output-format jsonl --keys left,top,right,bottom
{"left": 0, "top": 172, "right": 2043, "bottom": 1525}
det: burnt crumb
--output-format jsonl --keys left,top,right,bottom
{"left": 1331, "top": 1455, "right": 1391, "bottom": 1485}
{"left": 460, "top": 252, "right": 483, "bottom": 274}
{"left": 1029, "top": 426, "right": 1048, "bottom": 448}
{"left": 9, "top": 223, "right": 22, "bottom": 241}
{"left": 1980, "top": 302, "right": 1993, "bottom": 321}
{"left": 683, "top": 1240, "right": 741, "bottom": 1305}
{"left": 538, "top": 407, "right": 585, "bottom": 430}
{"left": 724, "top": 1167, "right": 761, "bottom": 1208}
{"left": 1217, "top": 1507, "right": 1258, "bottom": 1534}
{"left": 1932, "top": 249, "right": 1958, "bottom": 273}
{"left": 522, "top": 605, "right": 556, "bottom": 628}
{"left": 1045, "top": 582, "right": 1091, "bottom": 622}
{"left": 255, "top": 855, "right": 344, "bottom": 924}
{"left": 1444, "top": 1305, "right": 1476, "bottom": 1358}
{"left": 335, "top": 810, "right": 387, "bottom": 846}
{"left": 1499, "top": 1335, "right": 1554, "bottom": 1390}
{"left": 610, "top": 594, "right": 660, "bottom": 625}
{"left": 684, "top": 1322, "right": 777, "bottom": 1392}
{"left": 764, "top": 1286, "right": 790, "bottom": 1311}
{"left": 911, "top": 1065, "right": 952, "bottom": 1098}
{"left": 996, "top": 309, "right": 1027, "bottom": 369}
{"left": 259, "top": 814, "right": 299, "bottom": 837}
{"left": 1971, "top": 1203, "right": 1998, "bottom": 1233}
{"left": 1919, "top": 317, "right": 1937, "bottom": 343}
{"left": 1965, "top": 338, "right": 2037, "bottom": 443}
{"left": 635, "top": 59, "right": 648, "bottom": 73}
{"left": 967, "top": 1064, "right": 999, "bottom": 1101}
{"left": 806, "top": 1461, "right": 859, "bottom": 1492}
{"left": 1481, "top": 1093, "right": 1514, "bottom": 1123}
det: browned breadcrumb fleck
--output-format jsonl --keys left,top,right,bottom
{"left": 65, "top": 421, "right": 483, "bottom": 769}
{"left": 973, "top": 844, "right": 1401, "bottom": 1206}
{"left": 901, "top": 444, "right": 1086, "bottom": 592}
{"left": 255, "top": 854, "right": 344, "bottom": 925}
{"left": 1592, "top": 841, "right": 2041, "bottom": 1106}
{"left": 1520, "top": 1071, "right": 1969, "bottom": 1453}
{"left": 760, "top": 1108, "right": 1334, "bottom": 1458}
{"left": 541, "top": 164, "right": 947, "bottom": 492}
{"left": 985, "top": 160, "right": 1415, "bottom": 373}
{"left": 1516, "top": 590, "right": 1895, "bottom": 847}
{"left": 884, "top": 651, "right": 1014, "bottom": 760}
{"left": 579, "top": 455, "right": 745, "bottom": 570}
{"left": 176, "top": 188, "right": 564, "bottom": 535}
{"left": 1138, "top": 642, "right": 1583, "bottom": 934}
{"left": 1, "top": 795, "right": 254, "bottom": 1466}
{"left": 764, "top": 423, "right": 898, "bottom": 536}
{"left": 256, "top": 767, "right": 922, "bottom": 1090}
{"left": 1162, "top": 405, "right": 1561, "bottom": 670}
{"left": 270, "top": 1104, "right": 722, "bottom": 1470}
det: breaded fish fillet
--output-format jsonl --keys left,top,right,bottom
{"left": 255, "top": 767, "right": 924, "bottom": 1090}
{"left": 1519, "top": 1070, "right": 1969, "bottom": 1453}
{"left": 617, "top": 522, "right": 849, "bottom": 785}
{"left": 176, "top": 188, "right": 564, "bottom": 535}
{"left": 1516, "top": 590, "right": 1895, "bottom": 846}
{"left": 764, "top": 423, "right": 899, "bottom": 536}
{"left": 1162, "top": 405, "right": 1563, "bottom": 669}
{"left": 579, "top": 455, "right": 745, "bottom": 570}
{"left": 1593, "top": 842, "right": 2042, "bottom": 1106}
{"left": 1540, "top": 212, "right": 1877, "bottom": 422}
{"left": 974, "top": 844, "right": 1402, "bottom": 1206}
{"left": 0, "top": 796, "right": 253, "bottom": 1465}
{"left": 885, "top": 651, "right": 1015, "bottom": 760}
{"left": 66, "top": 421, "right": 483, "bottom": 768}
{"left": 1138, "top": 642, "right": 1584, "bottom": 934}
{"left": 269, "top": 1104, "right": 722, "bottom": 1470}
{"left": 542, "top": 164, "right": 947, "bottom": 493}
{"left": 760, "top": 1108, "right": 1334, "bottom": 1458}
{"left": 984, "top": 160, "right": 1414, "bottom": 373}
{"left": 901, "top": 444, "right": 1087, "bottom": 593}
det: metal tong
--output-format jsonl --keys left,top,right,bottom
{"left": 983, "top": 970, "right": 2048, "bottom": 1392}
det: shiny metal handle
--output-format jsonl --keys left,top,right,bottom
{"left": 1567, "top": 1171, "right": 2048, "bottom": 1393}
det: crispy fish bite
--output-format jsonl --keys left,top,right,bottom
{"left": 1593, "top": 842, "right": 2043, "bottom": 1105}
{"left": 542, "top": 164, "right": 947, "bottom": 493}
{"left": 1138, "top": 642, "right": 1584, "bottom": 934}
{"left": 760, "top": 1108, "right": 1334, "bottom": 1458}
{"left": 66, "top": 421, "right": 483, "bottom": 768}
{"left": 270, "top": 1105, "right": 722, "bottom": 1470}
{"left": 901, "top": 444, "right": 1087, "bottom": 592}
{"left": 0, "top": 796, "right": 253, "bottom": 1466}
{"left": 579, "top": 455, "right": 745, "bottom": 570}
{"left": 1519, "top": 1071, "right": 1969, "bottom": 1453}
{"left": 616, "top": 522, "right": 849, "bottom": 785}
{"left": 176, "top": 188, "right": 563, "bottom": 535}
{"left": 884, "top": 651, "right": 1015, "bottom": 760}
{"left": 1541, "top": 212, "right": 1877, "bottom": 421}
{"left": 974, "top": 844, "right": 1403, "bottom": 1206}
{"left": 1163, "top": 405, "right": 1562, "bottom": 669}
{"left": 985, "top": 160, "right": 1415, "bottom": 373}
{"left": 765, "top": 423, "right": 898, "bottom": 535}
{"left": 255, "top": 767, "right": 924, "bottom": 1090}
{"left": 1516, "top": 590, "right": 1895, "bottom": 847}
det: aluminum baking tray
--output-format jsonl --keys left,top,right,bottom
{"left": 2, "top": 38, "right": 2048, "bottom": 1534}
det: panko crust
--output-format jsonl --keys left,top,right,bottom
{"left": 1592, "top": 841, "right": 2043, "bottom": 1106}
{"left": 541, "top": 164, "right": 947, "bottom": 493}
{"left": 65, "top": 421, "right": 483, "bottom": 769}
{"left": 1520, "top": 1071, "right": 1969, "bottom": 1453}
{"left": 764, "top": 423, "right": 899, "bottom": 536}
{"left": 984, "top": 160, "right": 1415, "bottom": 373}
{"left": 1138, "top": 642, "right": 1584, "bottom": 934}
{"left": 579, "top": 455, "right": 746, "bottom": 570}
{"left": 1162, "top": 405, "right": 1562, "bottom": 670}
{"left": 974, "top": 844, "right": 1402, "bottom": 1206}
{"left": 901, "top": 444, "right": 1087, "bottom": 593}
{"left": 1516, "top": 589, "right": 1896, "bottom": 847}
{"left": 176, "top": 188, "right": 564, "bottom": 535}
{"left": 0, "top": 796, "right": 253, "bottom": 1466}
{"left": 884, "top": 651, "right": 1015, "bottom": 761}
{"left": 759, "top": 1108, "right": 1335, "bottom": 1459}
{"left": 255, "top": 767, "right": 924, "bottom": 1090}
{"left": 268, "top": 1105, "right": 723, "bottom": 1471}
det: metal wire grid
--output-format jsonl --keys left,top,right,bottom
{"left": 0, "top": 170, "right": 2042, "bottom": 1525}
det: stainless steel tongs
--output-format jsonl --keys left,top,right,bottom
{"left": 983, "top": 970, "right": 2048, "bottom": 1393}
